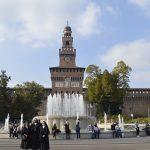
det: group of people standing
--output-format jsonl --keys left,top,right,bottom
{"left": 9, "top": 123, "right": 20, "bottom": 139}
{"left": 51, "top": 120, "right": 80, "bottom": 139}
{"left": 87, "top": 123, "right": 100, "bottom": 139}
{"left": 111, "top": 122, "right": 122, "bottom": 138}
{"left": 20, "top": 118, "right": 50, "bottom": 150}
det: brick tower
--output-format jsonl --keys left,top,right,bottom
{"left": 50, "top": 24, "right": 85, "bottom": 94}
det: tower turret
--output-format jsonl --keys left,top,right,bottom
{"left": 50, "top": 24, "right": 85, "bottom": 94}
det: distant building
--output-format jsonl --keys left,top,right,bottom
{"left": 49, "top": 25, "right": 85, "bottom": 94}
{"left": 8, "top": 25, "right": 150, "bottom": 118}
{"left": 122, "top": 88, "right": 150, "bottom": 117}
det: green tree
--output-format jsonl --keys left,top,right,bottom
{"left": 112, "top": 61, "right": 132, "bottom": 88}
{"left": 85, "top": 61, "right": 132, "bottom": 118}
{"left": 12, "top": 81, "right": 45, "bottom": 120}
{"left": 0, "top": 70, "right": 11, "bottom": 120}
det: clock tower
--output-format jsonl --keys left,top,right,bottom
{"left": 59, "top": 25, "right": 76, "bottom": 67}
{"left": 50, "top": 24, "right": 85, "bottom": 94}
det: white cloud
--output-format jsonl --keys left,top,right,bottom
{"left": 0, "top": 0, "right": 101, "bottom": 47}
{"left": 105, "top": 6, "right": 118, "bottom": 16}
{"left": 101, "top": 39, "right": 150, "bottom": 87}
{"left": 128, "top": 0, "right": 150, "bottom": 16}
{"left": 76, "top": 2, "right": 101, "bottom": 36}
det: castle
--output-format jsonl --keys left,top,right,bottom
{"left": 40, "top": 25, "right": 150, "bottom": 118}
{"left": 9, "top": 25, "right": 150, "bottom": 118}
{"left": 49, "top": 25, "right": 85, "bottom": 95}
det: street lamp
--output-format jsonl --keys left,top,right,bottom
{"left": 131, "top": 114, "right": 134, "bottom": 121}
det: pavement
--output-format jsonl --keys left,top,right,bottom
{"left": 0, "top": 137, "right": 150, "bottom": 150}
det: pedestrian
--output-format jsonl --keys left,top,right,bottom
{"left": 64, "top": 120, "right": 70, "bottom": 139}
{"left": 39, "top": 121, "right": 50, "bottom": 150}
{"left": 75, "top": 121, "right": 80, "bottom": 139}
{"left": 30, "top": 118, "right": 40, "bottom": 149}
{"left": 52, "top": 123, "right": 57, "bottom": 139}
{"left": 135, "top": 122, "right": 140, "bottom": 137}
{"left": 115, "top": 123, "right": 122, "bottom": 138}
{"left": 145, "top": 123, "right": 150, "bottom": 135}
{"left": 9, "top": 124, "right": 13, "bottom": 138}
{"left": 12, "top": 124, "right": 18, "bottom": 139}
{"left": 93, "top": 123, "right": 100, "bottom": 139}
{"left": 111, "top": 122, "right": 116, "bottom": 138}
{"left": 26, "top": 122, "right": 32, "bottom": 149}
{"left": 20, "top": 123, "right": 29, "bottom": 150}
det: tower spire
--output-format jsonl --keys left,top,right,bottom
{"left": 67, "top": 20, "right": 69, "bottom": 26}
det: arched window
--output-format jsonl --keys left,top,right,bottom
{"left": 66, "top": 41, "right": 69, "bottom": 46}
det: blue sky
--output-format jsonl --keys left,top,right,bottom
{"left": 0, "top": 0, "right": 150, "bottom": 88}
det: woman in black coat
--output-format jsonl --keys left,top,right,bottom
{"left": 30, "top": 119, "right": 41, "bottom": 149}
{"left": 20, "top": 124, "right": 29, "bottom": 150}
{"left": 39, "top": 121, "right": 50, "bottom": 150}
{"left": 52, "top": 123, "right": 57, "bottom": 139}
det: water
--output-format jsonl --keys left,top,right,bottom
{"left": 118, "top": 114, "right": 121, "bottom": 127}
{"left": 77, "top": 112, "right": 79, "bottom": 120}
{"left": 118, "top": 114, "right": 125, "bottom": 131}
{"left": 46, "top": 113, "right": 49, "bottom": 125}
{"left": 20, "top": 114, "right": 23, "bottom": 129}
{"left": 47, "top": 93, "right": 86, "bottom": 117}
{"left": 4, "top": 114, "right": 10, "bottom": 133}
{"left": 104, "top": 113, "right": 107, "bottom": 131}
{"left": 121, "top": 117, "right": 124, "bottom": 131}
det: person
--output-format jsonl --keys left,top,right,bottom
{"left": 64, "top": 120, "right": 70, "bottom": 139}
{"left": 12, "top": 124, "right": 18, "bottom": 139}
{"left": 135, "top": 122, "right": 140, "bottom": 137}
{"left": 115, "top": 123, "right": 122, "bottom": 138}
{"left": 26, "top": 122, "right": 32, "bottom": 149}
{"left": 52, "top": 123, "right": 57, "bottom": 139}
{"left": 30, "top": 118, "right": 41, "bottom": 149}
{"left": 111, "top": 122, "right": 116, "bottom": 138}
{"left": 145, "top": 123, "right": 150, "bottom": 135}
{"left": 20, "top": 123, "right": 29, "bottom": 150}
{"left": 39, "top": 121, "right": 50, "bottom": 150}
{"left": 9, "top": 124, "right": 13, "bottom": 138}
{"left": 93, "top": 123, "right": 100, "bottom": 139}
{"left": 75, "top": 121, "right": 80, "bottom": 139}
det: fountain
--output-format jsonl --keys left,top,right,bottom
{"left": 20, "top": 114, "right": 23, "bottom": 129}
{"left": 47, "top": 93, "right": 86, "bottom": 117}
{"left": 118, "top": 114, "right": 121, "bottom": 128}
{"left": 4, "top": 114, "right": 10, "bottom": 132}
{"left": 2, "top": 114, "right": 10, "bottom": 133}
{"left": 38, "top": 93, "right": 92, "bottom": 131}
{"left": 104, "top": 113, "right": 107, "bottom": 131}
{"left": 46, "top": 113, "right": 49, "bottom": 126}
{"left": 121, "top": 117, "right": 124, "bottom": 131}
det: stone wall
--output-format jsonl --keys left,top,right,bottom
{"left": 122, "top": 88, "right": 150, "bottom": 117}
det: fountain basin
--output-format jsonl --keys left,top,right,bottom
{"left": 38, "top": 115, "right": 94, "bottom": 131}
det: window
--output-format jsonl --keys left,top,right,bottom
{"left": 66, "top": 41, "right": 69, "bottom": 45}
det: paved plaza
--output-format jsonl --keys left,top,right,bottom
{"left": 0, "top": 137, "right": 150, "bottom": 150}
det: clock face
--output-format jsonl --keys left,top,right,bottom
{"left": 65, "top": 56, "right": 71, "bottom": 62}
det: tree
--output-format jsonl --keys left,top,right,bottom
{"left": 84, "top": 64, "right": 101, "bottom": 87}
{"left": 0, "top": 70, "right": 11, "bottom": 120}
{"left": 84, "top": 61, "right": 132, "bottom": 118}
{"left": 12, "top": 81, "right": 45, "bottom": 120}
{"left": 112, "top": 61, "right": 132, "bottom": 88}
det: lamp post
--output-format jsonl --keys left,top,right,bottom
{"left": 131, "top": 114, "right": 134, "bottom": 121}
{"left": 148, "top": 108, "right": 150, "bottom": 123}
